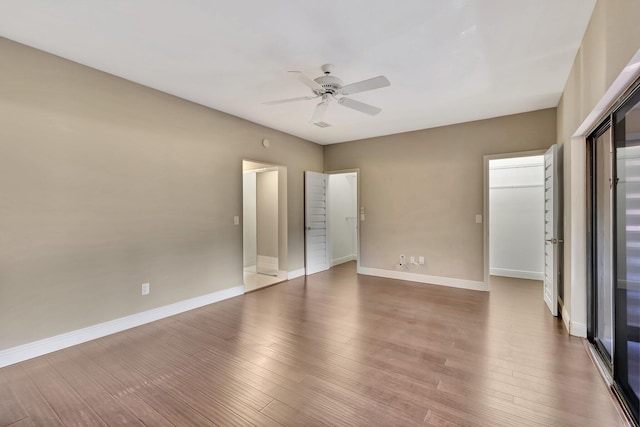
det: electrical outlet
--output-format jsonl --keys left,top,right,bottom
{"left": 410, "top": 256, "right": 415, "bottom": 264}
{"left": 141, "top": 283, "right": 150, "bottom": 295}
{"left": 399, "top": 255, "right": 405, "bottom": 265}
{"left": 419, "top": 256, "right": 425, "bottom": 265}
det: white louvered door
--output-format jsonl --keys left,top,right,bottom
{"left": 544, "top": 144, "right": 560, "bottom": 316}
{"left": 305, "top": 171, "right": 330, "bottom": 275}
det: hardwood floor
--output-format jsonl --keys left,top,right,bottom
{"left": 0, "top": 262, "right": 625, "bottom": 426}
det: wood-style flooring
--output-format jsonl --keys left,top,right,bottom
{"left": 0, "top": 262, "right": 625, "bottom": 426}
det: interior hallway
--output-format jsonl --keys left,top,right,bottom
{"left": 0, "top": 262, "right": 625, "bottom": 426}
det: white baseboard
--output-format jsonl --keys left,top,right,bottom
{"left": 331, "top": 254, "right": 357, "bottom": 267}
{"left": 570, "top": 321, "right": 587, "bottom": 338}
{"left": 560, "top": 303, "right": 586, "bottom": 337}
{"left": 0, "top": 285, "right": 244, "bottom": 368}
{"left": 257, "top": 255, "right": 279, "bottom": 271}
{"left": 287, "top": 268, "right": 306, "bottom": 280}
{"left": 358, "top": 267, "right": 488, "bottom": 291}
{"left": 490, "top": 268, "right": 544, "bottom": 281}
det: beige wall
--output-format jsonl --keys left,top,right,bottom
{"left": 558, "top": 0, "right": 640, "bottom": 334}
{"left": 5, "top": 0, "right": 636, "bottom": 351}
{"left": 256, "top": 170, "right": 278, "bottom": 258}
{"left": 0, "top": 38, "right": 323, "bottom": 349}
{"left": 324, "top": 109, "right": 556, "bottom": 282}
{"left": 559, "top": 0, "right": 640, "bottom": 144}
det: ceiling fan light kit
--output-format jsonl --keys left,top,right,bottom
{"left": 264, "top": 64, "right": 390, "bottom": 128}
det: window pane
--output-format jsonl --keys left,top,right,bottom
{"left": 615, "top": 95, "right": 640, "bottom": 417}
{"left": 594, "top": 127, "right": 614, "bottom": 359}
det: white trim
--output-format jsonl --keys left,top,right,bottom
{"left": 331, "top": 254, "right": 357, "bottom": 267}
{"left": 489, "top": 162, "right": 544, "bottom": 170}
{"left": 0, "top": 285, "right": 244, "bottom": 368}
{"left": 287, "top": 268, "right": 306, "bottom": 280}
{"left": 559, "top": 295, "right": 587, "bottom": 337}
{"left": 561, "top": 302, "right": 571, "bottom": 334}
{"left": 257, "top": 255, "right": 279, "bottom": 271}
{"left": 490, "top": 268, "right": 544, "bottom": 281}
{"left": 574, "top": 49, "right": 640, "bottom": 137}
{"left": 359, "top": 267, "right": 488, "bottom": 291}
{"left": 243, "top": 166, "right": 278, "bottom": 173}
{"left": 489, "top": 184, "right": 544, "bottom": 190}
{"left": 570, "top": 321, "right": 587, "bottom": 338}
{"left": 243, "top": 264, "right": 257, "bottom": 273}
{"left": 558, "top": 298, "right": 587, "bottom": 338}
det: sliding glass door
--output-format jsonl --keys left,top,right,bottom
{"left": 590, "top": 124, "right": 614, "bottom": 365}
{"left": 589, "top": 82, "right": 640, "bottom": 424}
{"left": 613, "top": 88, "right": 640, "bottom": 420}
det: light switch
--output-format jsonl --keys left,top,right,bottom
{"left": 475, "top": 214, "right": 482, "bottom": 224}
{"left": 360, "top": 214, "right": 365, "bottom": 221}
{"left": 233, "top": 215, "right": 240, "bottom": 225}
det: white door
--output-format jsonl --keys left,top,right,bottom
{"left": 544, "top": 144, "right": 561, "bottom": 316}
{"left": 305, "top": 171, "right": 330, "bottom": 275}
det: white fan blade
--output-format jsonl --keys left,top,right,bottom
{"left": 311, "top": 101, "right": 329, "bottom": 124}
{"left": 340, "top": 76, "right": 390, "bottom": 95}
{"left": 262, "top": 95, "right": 319, "bottom": 105}
{"left": 289, "top": 71, "right": 324, "bottom": 92}
{"left": 338, "top": 97, "right": 382, "bottom": 116}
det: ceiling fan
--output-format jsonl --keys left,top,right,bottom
{"left": 263, "top": 64, "right": 390, "bottom": 127}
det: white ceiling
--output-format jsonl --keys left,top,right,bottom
{"left": 0, "top": 0, "right": 596, "bottom": 145}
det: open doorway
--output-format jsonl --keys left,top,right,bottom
{"left": 328, "top": 172, "right": 358, "bottom": 267}
{"left": 304, "top": 169, "right": 359, "bottom": 275}
{"left": 483, "top": 150, "right": 551, "bottom": 296}
{"left": 489, "top": 155, "right": 545, "bottom": 281}
{"left": 242, "top": 160, "right": 288, "bottom": 291}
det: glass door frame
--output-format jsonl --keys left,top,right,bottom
{"left": 587, "top": 78, "right": 640, "bottom": 425}
{"left": 587, "top": 118, "right": 615, "bottom": 373}
{"left": 612, "top": 84, "right": 640, "bottom": 422}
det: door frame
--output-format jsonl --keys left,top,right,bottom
{"left": 242, "top": 159, "right": 288, "bottom": 291}
{"left": 324, "top": 168, "right": 361, "bottom": 273}
{"left": 586, "top": 119, "right": 614, "bottom": 368}
{"left": 585, "top": 81, "right": 640, "bottom": 424}
{"left": 483, "top": 150, "right": 547, "bottom": 292}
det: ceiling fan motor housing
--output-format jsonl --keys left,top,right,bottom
{"left": 313, "top": 75, "right": 343, "bottom": 95}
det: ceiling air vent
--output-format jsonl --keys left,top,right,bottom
{"left": 313, "top": 121, "right": 331, "bottom": 128}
